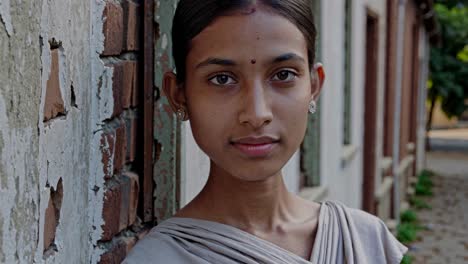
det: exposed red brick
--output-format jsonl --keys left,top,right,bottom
{"left": 121, "top": 61, "right": 137, "bottom": 109}
{"left": 43, "top": 197, "right": 57, "bottom": 251}
{"left": 118, "top": 172, "right": 139, "bottom": 231}
{"left": 131, "top": 62, "right": 140, "bottom": 107}
{"left": 99, "top": 237, "right": 136, "bottom": 264}
{"left": 102, "top": 1, "right": 123, "bottom": 56}
{"left": 43, "top": 49, "right": 65, "bottom": 122}
{"left": 124, "top": 116, "right": 137, "bottom": 163}
{"left": 123, "top": 0, "right": 141, "bottom": 51}
{"left": 100, "top": 120, "right": 126, "bottom": 179}
{"left": 124, "top": 172, "right": 139, "bottom": 226}
{"left": 102, "top": 173, "right": 136, "bottom": 241}
{"left": 107, "top": 62, "right": 124, "bottom": 118}
{"left": 101, "top": 183, "right": 121, "bottom": 241}
{"left": 99, "top": 244, "right": 126, "bottom": 264}
{"left": 43, "top": 179, "right": 63, "bottom": 252}
{"left": 100, "top": 131, "right": 115, "bottom": 180}
{"left": 119, "top": 175, "right": 130, "bottom": 231}
{"left": 114, "top": 120, "right": 127, "bottom": 174}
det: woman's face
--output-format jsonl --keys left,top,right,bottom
{"left": 169, "top": 8, "right": 323, "bottom": 182}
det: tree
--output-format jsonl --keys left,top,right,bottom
{"left": 427, "top": 2, "right": 468, "bottom": 131}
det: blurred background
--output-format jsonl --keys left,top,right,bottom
{"left": 0, "top": 0, "right": 466, "bottom": 263}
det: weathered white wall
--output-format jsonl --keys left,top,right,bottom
{"left": 0, "top": 1, "right": 43, "bottom": 262}
{"left": 319, "top": 0, "right": 388, "bottom": 209}
{"left": 0, "top": 0, "right": 114, "bottom": 262}
{"left": 319, "top": 0, "right": 348, "bottom": 204}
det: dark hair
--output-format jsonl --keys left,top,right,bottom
{"left": 171, "top": 0, "right": 317, "bottom": 83}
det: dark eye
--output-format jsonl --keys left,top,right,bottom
{"left": 209, "top": 74, "right": 237, "bottom": 85}
{"left": 272, "top": 70, "right": 297, "bottom": 82}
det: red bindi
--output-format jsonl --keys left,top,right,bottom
{"left": 251, "top": 59, "right": 256, "bottom": 64}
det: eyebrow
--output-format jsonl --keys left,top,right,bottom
{"left": 272, "top": 53, "right": 306, "bottom": 64}
{"left": 195, "top": 57, "right": 237, "bottom": 69}
{"left": 194, "top": 53, "right": 306, "bottom": 69}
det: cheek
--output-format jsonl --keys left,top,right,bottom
{"left": 187, "top": 100, "right": 230, "bottom": 152}
{"left": 275, "top": 92, "right": 310, "bottom": 140}
{"left": 276, "top": 86, "right": 310, "bottom": 115}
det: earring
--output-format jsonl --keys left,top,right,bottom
{"left": 309, "top": 100, "right": 317, "bottom": 114}
{"left": 176, "top": 108, "right": 187, "bottom": 121}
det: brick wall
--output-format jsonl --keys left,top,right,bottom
{"left": 94, "top": 1, "right": 149, "bottom": 262}
{"left": 31, "top": 0, "right": 154, "bottom": 263}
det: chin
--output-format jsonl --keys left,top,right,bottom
{"left": 228, "top": 164, "right": 282, "bottom": 182}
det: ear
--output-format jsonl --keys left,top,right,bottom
{"left": 310, "top": 63, "right": 325, "bottom": 100}
{"left": 162, "top": 72, "right": 187, "bottom": 115}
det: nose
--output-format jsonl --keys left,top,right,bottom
{"left": 238, "top": 80, "right": 273, "bottom": 129}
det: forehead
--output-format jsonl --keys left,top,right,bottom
{"left": 187, "top": 9, "right": 308, "bottom": 65}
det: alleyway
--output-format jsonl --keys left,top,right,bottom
{"left": 408, "top": 130, "right": 468, "bottom": 264}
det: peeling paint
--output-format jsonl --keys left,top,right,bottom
{"left": 88, "top": 0, "right": 108, "bottom": 262}
{"left": 1, "top": 0, "right": 183, "bottom": 261}
{"left": 153, "top": 0, "right": 179, "bottom": 222}
{"left": 161, "top": 33, "right": 168, "bottom": 50}
{"left": 0, "top": 0, "right": 106, "bottom": 262}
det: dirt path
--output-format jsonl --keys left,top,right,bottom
{"left": 408, "top": 151, "right": 468, "bottom": 264}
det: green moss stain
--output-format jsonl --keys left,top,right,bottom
{"left": 0, "top": 1, "right": 42, "bottom": 129}
{"left": 0, "top": 0, "right": 43, "bottom": 261}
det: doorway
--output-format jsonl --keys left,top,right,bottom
{"left": 362, "top": 11, "right": 379, "bottom": 214}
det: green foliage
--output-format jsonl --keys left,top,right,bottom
{"left": 400, "top": 254, "right": 413, "bottom": 264}
{"left": 429, "top": 2, "right": 468, "bottom": 119}
{"left": 419, "top": 169, "right": 435, "bottom": 178}
{"left": 397, "top": 208, "right": 423, "bottom": 243}
{"left": 435, "top": 0, "right": 468, "bottom": 9}
{"left": 397, "top": 169, "right": 438, "bottom": 262}
{"left": 409, "top": 197, "right": 432, "bottom": 210}
{"left": 415, "top": 170, "right": 434, "bottom": 196}
{"left": 415, "top": 182, "right": 433, "bottom": 196}
{"left": 400, "top": 210, "right": 418, "bottom": 224}
{"left": 457, "top": 45, "right": 468, "bottom": 62}
{"left": 397, "top": 223, "right": 421, "bottom": 243}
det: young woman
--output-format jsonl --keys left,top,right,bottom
{"left": 124, "top": 0, "right": 407, "bottom": 263}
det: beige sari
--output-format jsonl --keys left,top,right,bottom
{"left": 124, "top": 201, "right": 407, "bottom": 263}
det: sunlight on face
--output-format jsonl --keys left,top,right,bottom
{"left": 184, "top": 8, "right": 315, "bottom": 181}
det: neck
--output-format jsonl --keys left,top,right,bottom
{"left": 196, "top": 162, "right": 296, "bottom": 232}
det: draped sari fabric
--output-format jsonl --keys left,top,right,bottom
{"left": 123, "top": 201, "right": 407, "bottom": 264}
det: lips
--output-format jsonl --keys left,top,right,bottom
{"left": 230, "top": 136, "right": 279, "bottom": 157}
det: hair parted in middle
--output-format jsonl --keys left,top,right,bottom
{"left": 171, "top": 0, "right": 317, "bottom": 83}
